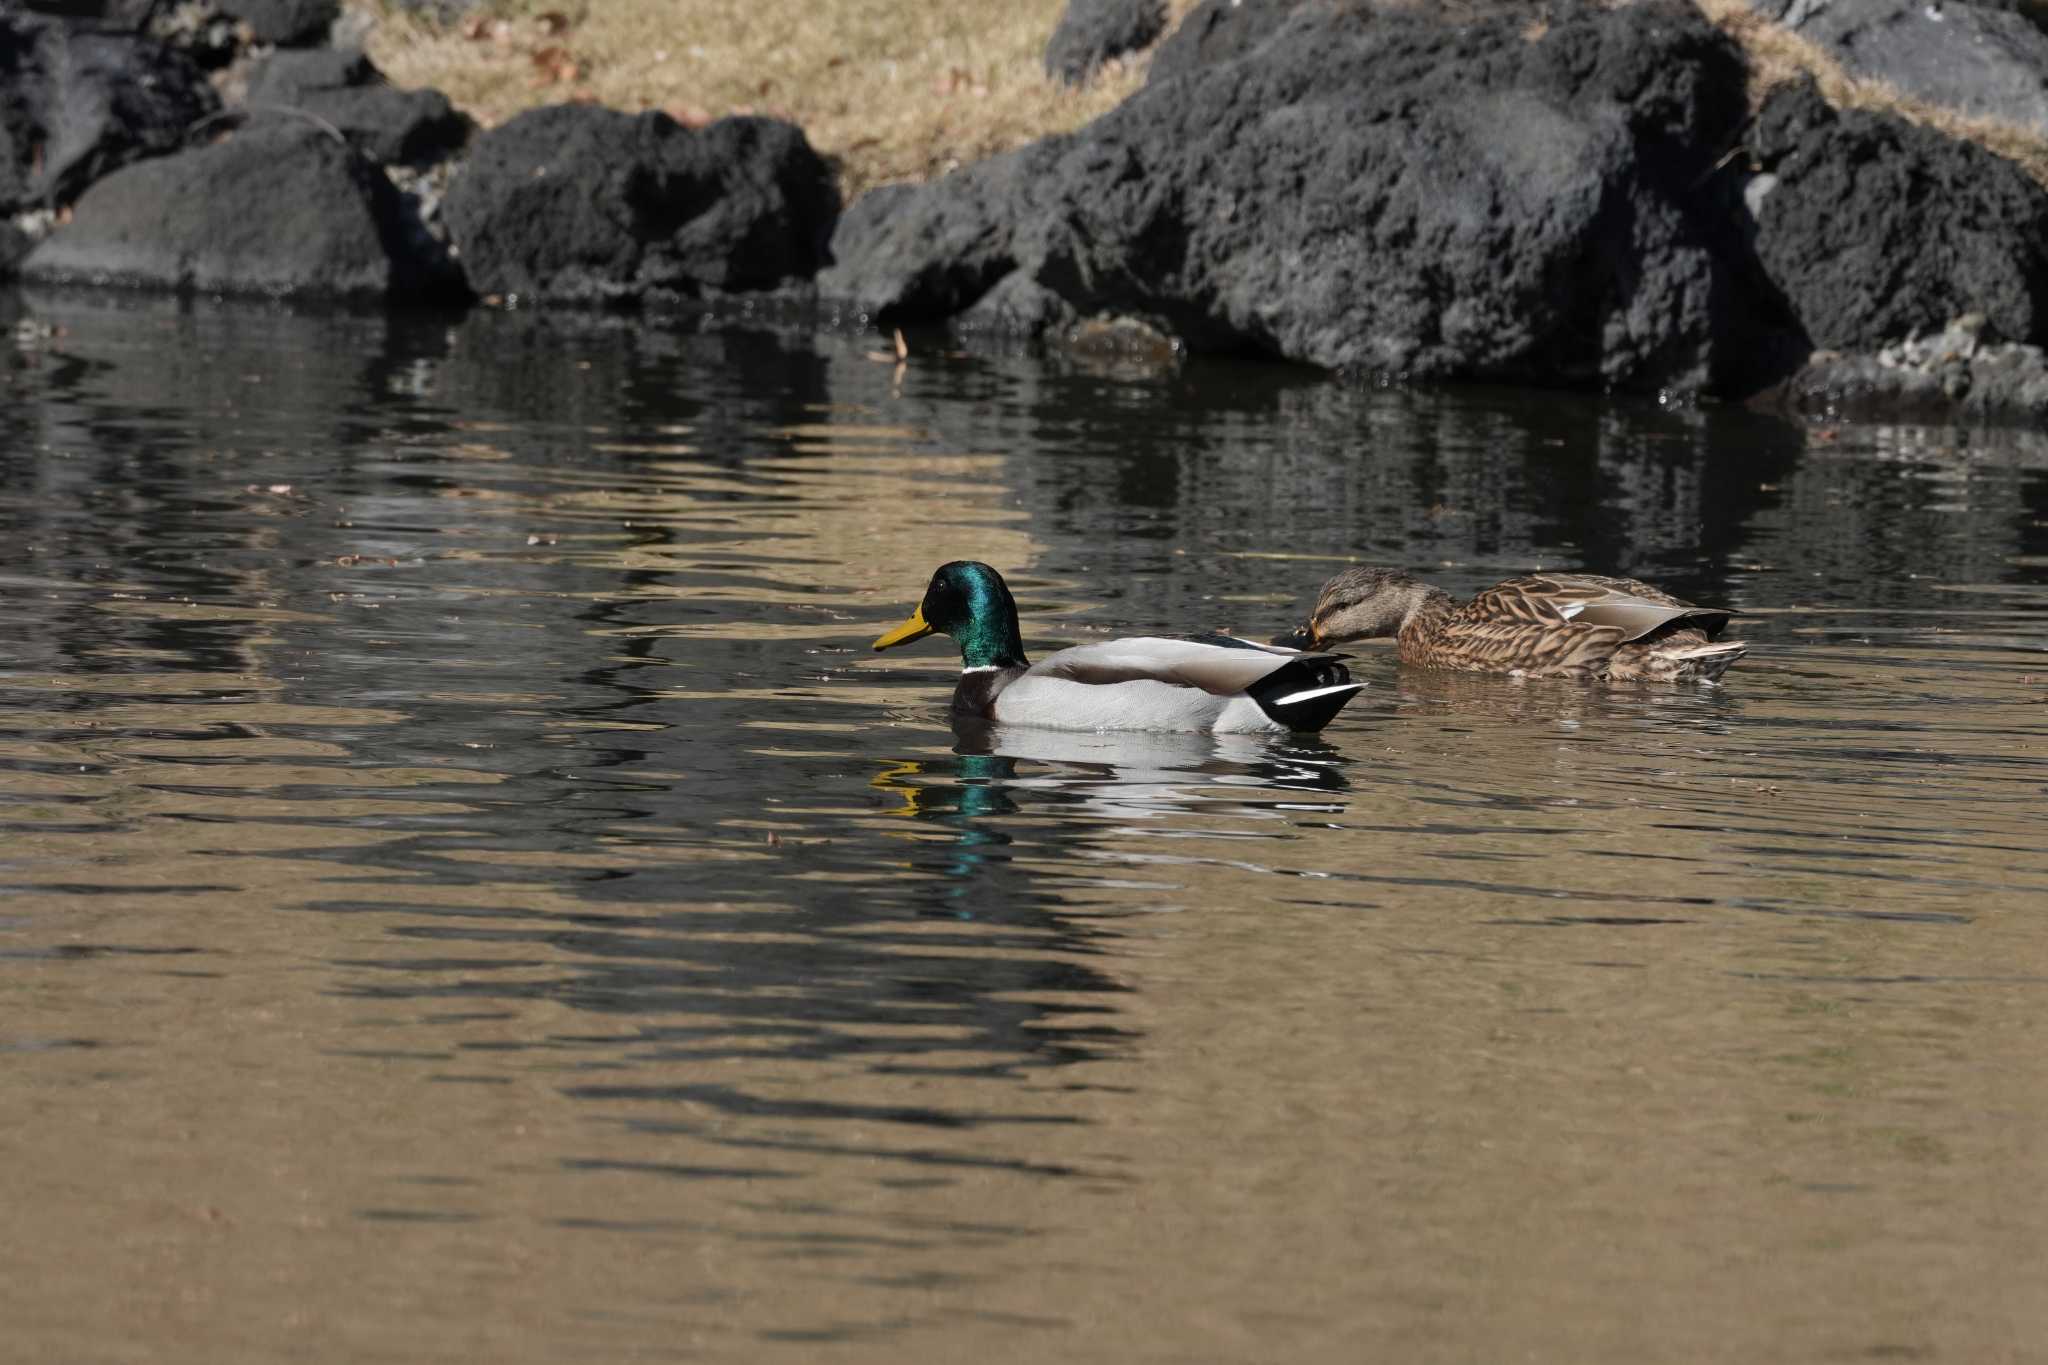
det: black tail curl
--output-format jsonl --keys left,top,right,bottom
{"left": 1246, "top": 656, "right": 1364, "bottom": 732}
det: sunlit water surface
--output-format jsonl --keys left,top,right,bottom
{"left": 3, "top": 290, "right": 2045, "bottom": 1362}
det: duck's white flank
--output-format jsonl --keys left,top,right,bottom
{"left": 991, "top": 677, "right": 1288, "bottom": 733}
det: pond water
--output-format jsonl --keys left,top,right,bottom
{"left": 3, "top": 287, "right": 2045, "bottom": 1363}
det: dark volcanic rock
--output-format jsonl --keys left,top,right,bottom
{"left": 245, "top": 46, "right": 367, "bottom": 100}
{"left": 961, "top": 268, "right": 1080, "bottom": 333}
{"left": 140, "top": 1, "right": 249, "bottom": 71}
{"left": 21, "top": 117, "right": 462, "bottom": 299}
{"left": 380, "top": 0, "right": 469, "bottom": 19}
{"left": 1747, "top": 78, "right": 2048, "bottom": 351}
{"left": 1147, "top": 0, "right": 1302, "bottom": 84}
{"left": 826, "top": 0, "right": 1807, "bottom": 395}
{"left": 244, "top": 47, "right": 472, "bottom": 167}
{"left": 1, "top": 11, "right": 219, "bottom": 211}
{"left": 0, "top": 216, "right": 31, "bottom": 276}
{"left": 1745, "top": 0, "right": 2048, "bottom": 138}
{"left": 443, "top": 104, "right": 839, "bottom": 304}
{"left": 1045, "top": 0, "right": 1167, "bottom": 84}
{"left": 824, "top": 144, "right": 1070, "bottom": 321}
{"left": 220, "top": 0, "right": 338, "bottom": 47}
{"left": 18, "top": 1, "right": 162, "bottom": 29}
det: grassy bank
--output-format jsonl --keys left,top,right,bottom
{"left": 1695, "top": 0, "right": 2048, "bottom": 189}
{"left": 361, "top": 0, "right": 2048, "bottom": 199}
{"left": 361, "top": 0, "right": 1187, "bottom": 199}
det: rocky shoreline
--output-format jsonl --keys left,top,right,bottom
{"left": 9, "top": 0, "right": 2048, "bottom": 425}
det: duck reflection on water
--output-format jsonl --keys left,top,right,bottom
{"left": 1378, "top": 657, "right": 1744, "bottom": 735}
{"left": 871, "top": 724, "right": 1353, "bottom": 912}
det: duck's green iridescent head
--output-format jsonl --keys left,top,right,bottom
{"left": 872, "top": 561, "right": 1027, "bottom": 669}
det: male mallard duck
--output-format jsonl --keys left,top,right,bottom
{"left": 874, "top": 561, "right": 1364, "bottom": 732}
{"left": 1290, "top": 566, "right": 1746, "bottom": 683}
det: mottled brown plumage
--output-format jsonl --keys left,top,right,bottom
{"left": 1296, "top": 566, "right": 1746, "bottom": 683}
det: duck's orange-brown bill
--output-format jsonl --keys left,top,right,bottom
{"left": 873, "top": 605, "right": 934, "bottom": 651}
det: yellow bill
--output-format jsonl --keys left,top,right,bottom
{"left": 872, "top": 605, "right": 934, "bottom": 651}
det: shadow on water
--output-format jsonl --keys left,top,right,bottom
{"left": 303, "top": 720, "right": 1359, "bottom": 1150}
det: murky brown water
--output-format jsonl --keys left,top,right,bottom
{"left": 4, "top": 288, "right": 2046, "bottom": 1362}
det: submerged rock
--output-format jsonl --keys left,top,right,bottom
{"left": 1045, "top": 0, "right": 1168, "bottom": 85}
{"left": 1778, "top": 314, "right": 2048, "bottom": 425}
{"left": 243, "top": 47, "right": 472, "bottom": 167}
{"left": 443, "top": 104, "right": 839, "bottom": 304}
{"left": 826, "top": 0, "right": 1807, "bottom": 396}
{"left": 1745, "top": 78, "right": 2048, "bottom": 353}
{"left": 0, "top": 11, "right": 219, "bottom": 213}
{"left": 21, "top": 117, "right": 463, "bottom": 300}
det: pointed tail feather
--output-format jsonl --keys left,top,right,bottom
{"left": 1246, "top": 657, "right": 1365, "bottom": 731}
{"left": 1677, "top": 642, "right": 1747, "bottom": 683}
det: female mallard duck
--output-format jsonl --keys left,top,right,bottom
{"left": 874, "top": 561, "right": 1364, "bottom": 732}
{"left": 1291, "top": 566, "right": 1746, "bottom": 683}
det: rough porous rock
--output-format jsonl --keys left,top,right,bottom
{"left": 21, "top": 116, "right": 462, "bottom": 299}
{"left": 443, "top": 104, "right": 839, "bottom": 304}
{"left": 1147, "top": 0, "right": 1523, "bottom": 86}
{"left": 1045, "top": 0, "right": 1167, "bottom": 84}
{"left": 826, "top": 0, "right": 1807, "bottom": 396}
{"left": 1778, "top": 315, "right": 2048, "bottom": 425}
{"left": 1, "top": 216, "right": 30, "bottom": 275}
{"left": 1746, "top": 78, "right": 2048, "bottom": 351}
{"left": 960, "top": 268, "right": 1080, "bottom": 333}
{"left": 20, "top": 0, "right": 163, "bottom": 30}
{"left": 1, "top": 11, "right": 219, "bottom": 212}
{"left": 1745, "top": 0, "right": 2048, "bottom": 138}
{"left": 1147, "top": 0, "right": 1307, "bottom": 84}
{"left": 140, "top": 2, "right": 249, "bottom": 71}
{"left": 824, "top": 143, "right": 1070, "bottom": 321}
{"left": 219, "top": 0, "right": 338, "bottom": 47}
{"left": 244, "top": 47, "right": 471, "bottom": 167}
{"left": 372, "top": 0, "right": 469, "bottom": 20}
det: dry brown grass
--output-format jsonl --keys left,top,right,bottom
{"left": 357, "top": 1, "right": 2048, "bottom": 200}
{"left": 359, "top": 0, "right": 1199, "bottom": 199}
{"left": 1694, "top": 0, "right": 2048, "bottom": 188}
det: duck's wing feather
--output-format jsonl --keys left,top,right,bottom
{"left": 1427, "top": 615, "right": 1629, "bottom": 676}
{"left": 1031, "top": 636, "right": 1330, "bottom": 696}
{"left": 1471, "top": 574, "right": 1731, "bottom": 642}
